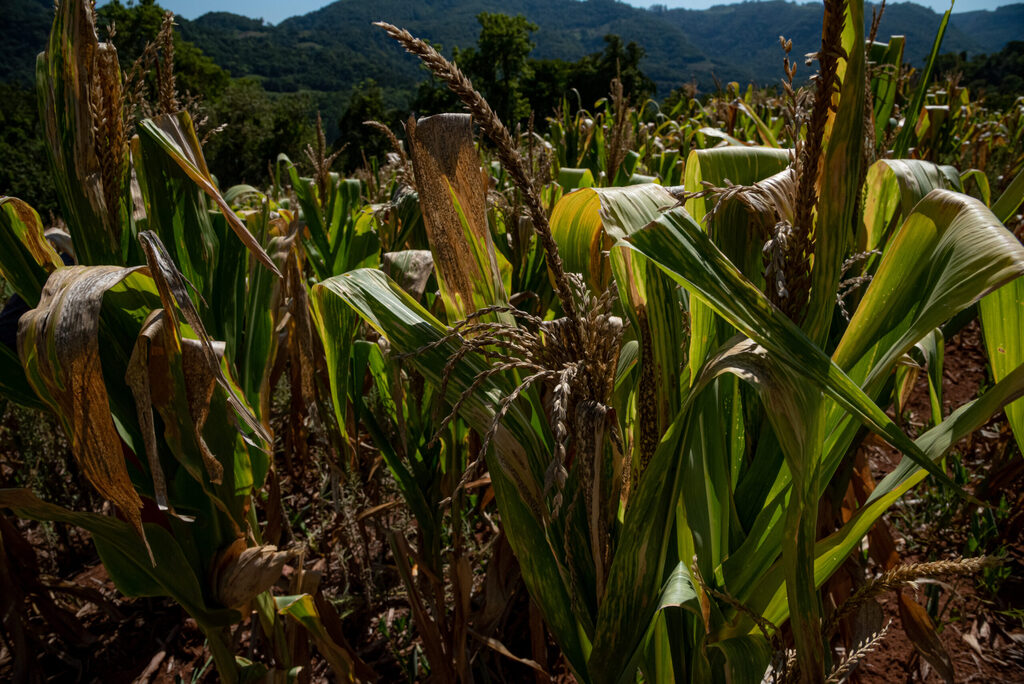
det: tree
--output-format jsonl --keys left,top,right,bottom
{"left": 566, "top": 35, "right": 656, "bottom": 108}
{"left": 0, "top": 83, "right": 58, "bottom": 216}
{"left": 202, "top": 78, "right": 314, "bottom": 185}
{"left": 456, "top": 13, "right": 538, "bottom": 125}
{"left": 336, "top": 79, "right": 402, "bottom": 171}
{"left": 98, "top": 0, "right": 229, "bottom": 99}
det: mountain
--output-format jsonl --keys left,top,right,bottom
{"left": 661, "top": 1, "right": 1005, "bottom": 85}
{"left": 3, "top": 0, "right": 1022, "bottom": 97}
{"left": 179, "top": 0, "right": 730, "bottom": 98}
{"left": 1, "top": 0, "right": 56, "bottom": 86}
{"left": 177, "top": 0, "right": 1024, "bottom": 95}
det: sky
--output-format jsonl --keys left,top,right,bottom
{"left": 107, "top": 0, "right": 1012, "bottom": 26}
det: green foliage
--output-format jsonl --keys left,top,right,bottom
{"left": 98, "top": 0, "right": 230, "bottom": 99}
{"left": 934, "top": 41, "right": 1024, "bottom": 111}
{"left": 203, "top": 78, "right": 315, "bottom": 185}
{"left": 0, "top": 83, "right": 57, "bottom": 217}
{"left": 335, "top": 79, "right": 404, "bottom": 171}
{"left": 455, "top": 13, "right": 539, "bottom": 124}
{"left": 2, "top": 0, "right": 1024, "bottom": 681}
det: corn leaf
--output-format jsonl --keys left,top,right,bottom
{"left": 802, "top": 0, "right": 865, "bottom": 346}
{"left": 861, "top": 159, "right": 960, "bottom": 253}
{"left": 624, "top": 206, "right": 953, "bottom": 486}
{"left": 135, "top": 115, "right": 280, "bottom": 277}
{"left": 36, "top": 0, "right": 131, "bottom": 265}
{"left": 992, "top": 167, "right": 1024, "bottom": 224}
{"left": 312, "top": 269, "right": 589, "bottom": 678}
{"left": 406, "top": 113, "right": 509, "bottom": 322}
{"left": 0, "top": 488, "right": 238, "bottom": 627}
{"left": 868, "top": 36, "right": 904, "bottom": 141}
{"left": 0, "top": 197, "right": 64, "bottom": 305}
{"left": 834, "top": 190, "right": 1024, "bottom": 398}
{"left": 751, "top": 360, "right": 1024, "bottom": 626}
{"left": 276, "top": 595, "right": 358, "bottom": 682}
{"left": 980, "top": 278, "right": 1024, "bottom": 453}
{"left": 18, "top": 266, "right": 151, "bottom": 548}
{"left": 892, "top": 1, "right": 953, "bottom": 158}
{"left": 682, "top": 147, "right": 789, "bottom": 374}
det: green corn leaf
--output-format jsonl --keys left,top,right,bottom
{"left": 590, "top": 337, "right": 816, "bottom": 683}
{"left": 980, "top": 277, "right": 1024, "bottom": 453}
{"left": 558, "top": 167, "right": 596, "bottom": 191}
{"left": 861, "top": 159, "right": 960, "bottom": 253}
{"left": 802, "top": 0, "right": 865, "bottom": 346}
{"left": 312, "top": 269, "right": 589, "bottom": 679}
{"left": 834, "top": 190, "right": 1024, "bottom": 398}
{"left": 726, "top": 187, "right": 1024, "bottom": 599}
{"left": 682, "top": 147, "right": 789, "bottom": 374}
{"left": 136, "top": 115, "right": 280, "bottom": 277}
{"left": 0, "top": 488, "right": 238, "bottom": 628}
{"left": 960, "top": 169, "right": 992, "bottom": 207}
{"left": 625, "top": 207, "right": 950, "bottom": 478}
{"left": 133, "top": 113, "right": 222, "bottom": 318}
{"left": 276, "top": 595, "right": 359, "bottom": 682}
{"left": 734, "top": 101, "right": 780, "bottom": 148}
{"left": 0, "top": 197, "right": 64, "bottom": 305}
{"left": 868, "top": 36, "right": 904, "bottom": 142}
{"left": 992, "top": 167, "right": 1024, "bottom": 224}
{"left": 892, "top": 0, "right": 953, "bottom": 158}
{"left": 750, "top": 360, "right": 1024, "bottom": 627}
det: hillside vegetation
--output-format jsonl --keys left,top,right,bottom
{"left": 3, "top": 0, "right": 1023, "bottom": 94}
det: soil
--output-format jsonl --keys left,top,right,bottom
{"left": 853, "top": 322, "right": 1024, "bottom": 683}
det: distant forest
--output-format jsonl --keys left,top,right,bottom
{"left": 2, "top": 0, "right": 1023, "bottom": 213}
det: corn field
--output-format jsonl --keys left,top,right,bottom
{"left": 1, "top": 1, "right": 1023, "bottom": 682}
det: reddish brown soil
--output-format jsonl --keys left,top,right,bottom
{"left": 854, "top": 322, "right": 1024, "bottom": 683}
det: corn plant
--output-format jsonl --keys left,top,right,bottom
{"left": 305, "top": 5, "right": 1024, "bottom": 682}
{"left": 0, "top": 2, "right": 370, "bottom": 681}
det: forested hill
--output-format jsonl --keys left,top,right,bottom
{"left": 177, "top": 0, "right": 1024, "bottom": 96}
{"left": 4, "top": 0, "right": 1023, "bottom": 96}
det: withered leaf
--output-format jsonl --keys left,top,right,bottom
{"left": 138, "top": 231, "right": 271, "bottom": 448}
{"left": 18, "top": 266, "right": 149, "bottom": 556}
{"left": 214, "top": 539, "right": 292, "bottom": 609}
{"left": 406, "top": 113, "right": 507, "bottom": 319}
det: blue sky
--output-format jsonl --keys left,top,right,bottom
{"left": 105, "top": 0, "right": 1011, "bottom": 26}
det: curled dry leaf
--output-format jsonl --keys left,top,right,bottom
{"left": 898, "top": 592, "right": 956, "bottom": 684}
{"left": 138, "top": 230, "right": 271, "bottom": 448}
{"left": 214, "top": 539, "right": 293, "bottom": 610}
{"left": 0, "top": 197, "right": 65, "bottom": 305}
{"left": 382, "top": 250, "right": 434, "bottom": 301}
{"left": 125, "top": 310, "right": 171, "bottom": 510}
{"left": 126, "top": 310, "right": 229, "bottom": 510}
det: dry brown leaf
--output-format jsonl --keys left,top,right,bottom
{"left": 898, "top": 592, "right": 955, "bottom": 683}
{"left": 406, "top": 113, "right": 506, "bottom": 318}
{"left": 138, "top": 231, "right": 271, "bottom": 448}
{"left": 214, "top": 539, "right": 293, "bottom": 610}
{"left": 180, "top": 337, "right": 223, "bottom": 484}
{"left": 382, "top": 250, "right": 434, "bottom": 301}
{"left": 18, "top": 266, "right": 149, "bottom": 556}
{"left": 1, "top": 198, "right": 64, "bottom": 271}
{"left": 124, "top": 310, "right": 171, "bottom": 510}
